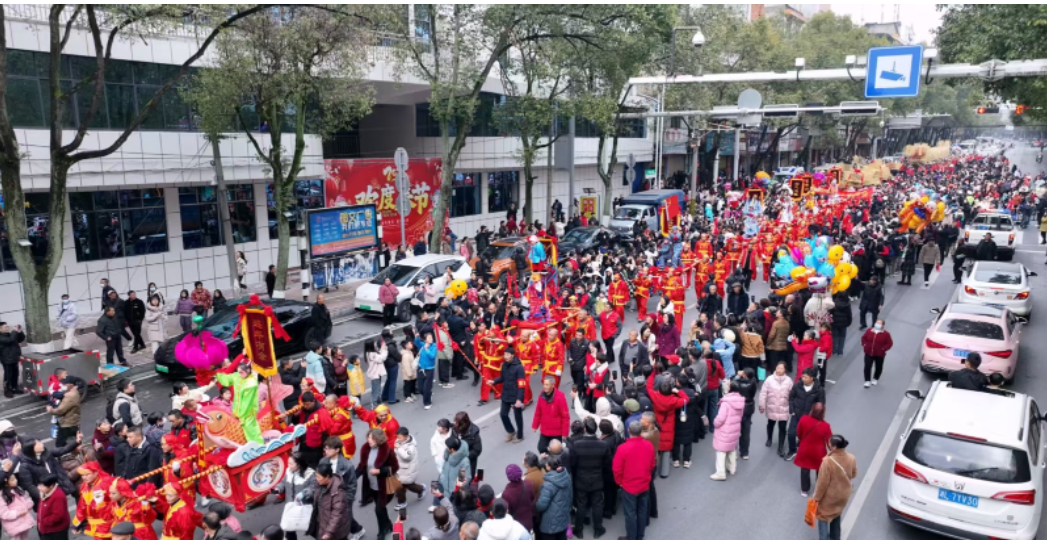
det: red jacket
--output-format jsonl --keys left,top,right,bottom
{"left": 861, "top": 329, "right": 893, "bottom": 358}
{"left": 613, "top": 437, "right": 656, "bottom": 495}
{"left": 599, "top": 310, "right": 620, "bottom": 340}
{"left": 531, "top": 389, "right": 570, "bottom": 437}
{"left": 706, "top": 357, "right": 725, "bottom": 391}
{"left": 791, "top": 339, "right": 818, "bottom": 382}
{"left": 37, "top": 488, "right": 71, "bottom": 534}
{"left": 794, "top": 415, "right": 833, "bottom": 471}
{"left": 646, "top": 374, "right": 689, "bottom": 451}
{"left": 817, "top": 333, "right": 833, "bottom": 358}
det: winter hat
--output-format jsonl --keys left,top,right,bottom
{"left": 505, "top": 464, "right": 523, "bottom": 482}
{"left": 623, "top": 399, "right": 640, "bottom": 413}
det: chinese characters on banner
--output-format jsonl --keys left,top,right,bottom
{"left": 242, "top": 309, "right": 277, "bottom": 377}
{"left": 579, "top": 196, "right": 598, "bottom": 220}
{"left": 324, "top": 158, "right": 443, "bottom": 248}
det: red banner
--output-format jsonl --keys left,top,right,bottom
{"left": 241, "top": 308, "right": 277, "bottom": 377}
{"left": 324, "top": 158, "right": 443, "bottom": 248}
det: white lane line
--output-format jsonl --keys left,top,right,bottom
{"left": 1016, "top": 249, "right": 1043, "bottom": 254}
{"left": 840, "top": 364, "right": 924, "bottom": 540}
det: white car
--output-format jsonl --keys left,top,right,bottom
{"left": 955, "top": 261, "right": 1037, "bottom": 317}
{"left": 963, "top": 212, "right": 1020, "bottom": 261}
{"left": 888, "top": 381, "right": 1046, "bottom": 540}
{"left": 354, "top": 254, "right": 471, "bottom": 322}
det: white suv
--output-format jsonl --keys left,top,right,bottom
{"left": 888, "top": 381, "right": 1046, "bottom": 539}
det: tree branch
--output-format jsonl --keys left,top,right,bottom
{"left": 59, "top": 5, "right": 83, "bottom": 51}
{"left": 61, "top": 6, "right": 109, "bottom": 155}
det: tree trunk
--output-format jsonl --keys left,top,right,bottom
{"left": 431, "top": 120, "right": 455, "bottom": 254}
{"left": 524, "top": 167, "right": 534, "bottom": 225}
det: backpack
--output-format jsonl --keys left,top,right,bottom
{"left": 105, "top": 391, "right": 119, "bottom": 424}
{"left": 875, "top": 258, "right": 885, "bottom": 269}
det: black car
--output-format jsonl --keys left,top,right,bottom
{"left": 153, "top": 298, "right": 315, "bottom": 378}
{"left": 557, "top": 226, "right": 620, "bottom": 256}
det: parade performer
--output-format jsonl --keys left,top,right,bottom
{"left": 527, "top": 235, "right": 547, "bottom": 273}
{"left": 477, "top": 324, "right": 507, "bottom": 405}
{"left": 513, "top": 330, "right": 542, "bottom": 406}
{"left": 542, "top": 327, "right": 565, "bottom": 388}
{"left": 212, "top": 362, "right": 263, "bottom": 445}
{"left": 758, "top": 233, "right": 776, "bottom": 283}
{"left": 725, "top": 235, "right": 743, "bottom": 273}
{"left": 608, "top": 273, "right": 630, "bottom": 321}
{"left": 352, "top": 402, "right": 400, "bottom": 449}
{"left": 743, "top": 192, "right": 764, "bottom": 237}
{"left": 693, "top": 257, "right": 711, "bottom": 300}
{"left": 160, "top": 435, "right": 194, "bottom": 492}
{"left": 665, "top": 270, "right": 687, "bottom": 332}
{"left": 74, "top": 462, "right": 114, "bottom": 540}
{"left": 695, "top": 234, "right": 713, "bottom": 261}
{"left": 525, "top": 273, "right": 552, "bottom": 322}
{"left": 160, "top": 483, "right": 202, "bottom": 540}
{"left": 110, "top": 479, "right": 158, "bottom": 540}
{"left": 712, "top": 253, "right": 729, "bottom": 296}
{"left": 325, "top": 395, "right": 357, "bottom": 459}
{"left": 680, "top": 245, "right": 696, "bottom": 288}
{"left": 633, "top": 269, "right": 651, "bottom": 322}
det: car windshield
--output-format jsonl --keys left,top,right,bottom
{"left": 369, "top": 263, "right": 420, "bottom": 287}
{"left": 941, "top": 318, "right": 1005, "bottom": 340}
{"left": 480, "top": 245, "right": 516, "bottom": 260}
{"left": 974, "top": 269, "right": 1022, "bottom": 285}
{"left": 614, "top": 207, "right": 642, "bottom": 220}
{"left": 903, "top": 430, "right": 1030, "bottom": 484}
{"left": 562, "top": 229, "right": 594, "bottom": 243}
{"left": 970, "top": 215, "right": 1014, "bottom": 232}
{"left": 202, "top": 308, "right": 243, "bottom": 340}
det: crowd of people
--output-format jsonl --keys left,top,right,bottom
{"left": 0, "top": 148, "right": 1042, "bottom": 540}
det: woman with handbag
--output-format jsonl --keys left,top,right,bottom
{"left": 811, "top": 435, "right": 857, "bottom": 540}
{"left": 356, "top": 428, "right": 400, "bottom": 540}
{"left": 795, "top": 402, "right": 833, "bottom": 497}
{"left": 279, "top": 453, "right": 316, "bottom": 540}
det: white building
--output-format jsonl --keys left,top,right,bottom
{"left": 1, "top": 5, "right": 654, "bottom": 329}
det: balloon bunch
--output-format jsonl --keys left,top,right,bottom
{"left": 753, "top": 171, "right": 770, "bottom": 189}
{"left": 445, "top": 279, "right": 468, "bottom": 300}
{"left": 772, "top": 237, "right": 859, "bottom": 295}
{"left": 812, "top": 172, "right": 827, "bottom": 186}
{"left": 898, "top": 192, "right": 946, "bottom": 233}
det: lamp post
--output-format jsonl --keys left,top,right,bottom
{"left": 656, "top": 26, "right": 704, "bottom": 188}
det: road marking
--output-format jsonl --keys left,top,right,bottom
{"left": 840, "top": 362, "right": 924, "bottom": 540}
{"left": 1016, "top": 249, "right": 1043, "bottom": 254}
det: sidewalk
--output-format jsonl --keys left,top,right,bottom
{"left": 4, "top": 270, "right": 367, "bottom": 412}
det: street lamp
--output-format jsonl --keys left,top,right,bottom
{"left": 658, "top": 26, "right": 704, "bottom": 188}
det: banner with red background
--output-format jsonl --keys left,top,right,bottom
{"left": 324, "top": 158, "right": 443, "bottom": 248}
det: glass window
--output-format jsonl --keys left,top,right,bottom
{"left": 974, "top": 269, "right": 1022, "bottom": 285}
{"left": 72, "top": 189, "right": 167, "bottom": 262}
{"left": 267, "top": 179, "right": 324, "bottom": 239}
{"left": 940, "top": 318, "right": 1005, "bottom": 340}
{"left": 487, "top": 171, "right": 518, "bottom": 214}
{"left": 5, "top": 79, "right": 45, "bottom": 127}
{"left": 450, "top": 173, "right": 480, "bottom": 217}
{"left": 106, "top": 83, "right": 136, "bottom": 129}
{"left": 903, "top": 429, "right": 1030, "bottom": 484}
{"left": 7, "top": 50, "right": 41, "bottom": 77}
{"left": 136, "top": 85, "right": 165, "bottom": 130}
{"left": 179, "top": 185, "right": 256, "bottom": 249}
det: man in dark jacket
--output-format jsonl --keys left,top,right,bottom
{"left": 949, "top": 352, "right": 989, "bottom": 392}
{"left": 381, "top": 329, "right": 401, "bottom": 404}
{"left": 734, "top": 369, "right": 758, "bottom": 459}
{"left": 725, "top": 283, "right": 749, "bottom": 320}
{"left": 491, "top": 350, "right": 526, "bottom": 443}
{"left": 97, "top": 307, "right": 128, "bottom": 366}
{"left": 309, "top": 295, "right": 333, "bottom": 347}
{"left": 785, "top": 368, "right": 825, "bottom": 460}
{"left": 569, "top": 418, "right": 611, "bottom": 539}
{"left": 618, "top": 331, "right": 649, "bottom": 379}
{"left": 121, "top": 426, "right": 163, "bottom": 487}
{"left": 265, "top": 265, "right": 277, "bottom": 298}
{"left": 0, "top": 321, "right": 25, "bottom": 397}
{"left": 104, "top": 290, "right": 132, "bottom": 341}
{"left": 124, "top": 291, "right": 147, "bottom": 354}
{"left": 975, "top": 233, "right": 997, "bottom": 261}
{"left": 830, "top": 293, "right": 852, "bottom": 356}
{"left": 858, "top": 276, "right": 884, "bottom": 330}
{"left": 475, "top": 226, "right": 492, "bottom": 255}
{"left": 445, "top": 308, "right": 471, "bottom": 382}
{"left": 568, "top": 329, "right": 589, "bottom": 389}
{"left": 952, "top": 239, "right": 969, "bottom": 283}
{"left": 279, "top": 358, "right": 305, "bottom": 410}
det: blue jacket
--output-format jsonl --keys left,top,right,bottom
{"left": 415, "top": 338, "right": 438, "bottom": 370}
{"left": 713, "top": 338, "right": 736, "bottom": 378}
{"left": 535, "top": 468, "right": 573, "bottom": 534}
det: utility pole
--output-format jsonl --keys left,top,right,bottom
{"left": 545, "top": 112, "right": 556, "bottom": 225}
{"left": 210, "top": 138, "right": 241, "bottom": 298}
{"left": 732, "top": 128, "right": 741, "bottom": 182}
{"left": 567, "top": 116, "right": 576, "bottom": 221}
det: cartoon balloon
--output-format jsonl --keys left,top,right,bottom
{"left": 828, "top": 245, "right": 844, "bottom": 263}
{"left": 833, "top": 275, "right": 852, "bottom": 294}
{"left": 790, "top": 266, "right": 809, "bottom": 281}
{"left": 804, "top": 254, "right": 816, "bottom": 269}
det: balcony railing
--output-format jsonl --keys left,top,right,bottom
{"left": 3, "top": 4, "right": 204, "bottom": 40}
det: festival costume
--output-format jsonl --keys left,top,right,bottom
{"left": 515, "top": 337, "right": 542, "bottom": 405}
{"left": 352, "top": 404, "right": 400, "bottom": 449}
{"left": 160, "top": 496, "right": 202, "bottom": 540}
{"left": 665, "top": 273, "right": 686, "bottom": 332}
{"left": 112, "top": 480, "right": 159, "bottom": 540}
{"left": 680, "top": 249, "right": 696, "bottom": 288}
{"left": 693, "top": 259, "right": 710, "bottom": 299}
{"left": 633, "top": 274, "right": 651, "bottom": 322}
{"left": 608, "top": 277, "right": 630, "bottom": 321}
{"left": 74, "top": 465, "right": 114, "bottom": 539}
{"left": 712, "top": 258, "right": 729, "bottom": 296}
{"left": 328, "top": 396, "right": 357, "bottom": 459}
{"left": 213, "top": 371, "right": 262, "bottom": 444}
{"left": 477, "top": 329, "right": 506, "bottom": 402}
{"left": 543, "top": 338, "right": 565, "bottom": 388}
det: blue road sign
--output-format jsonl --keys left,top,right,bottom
{"left": 865, "top": 45, "right": 924, "bottom": 99}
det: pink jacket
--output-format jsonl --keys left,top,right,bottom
{"left": 758, "top": 373, "right": 793, "bottom": 422}
{"left": 0, "top": 490, "right": 35, "bottom": 536}
{"left": 378, "top": 283, "right": 399, "bottom": 305}
{"left": 712, "top": 392, "right": 746, "bottom": 452}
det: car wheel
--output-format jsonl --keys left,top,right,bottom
{"left": 397, "top": 301, "right": 411, "bottom": 323}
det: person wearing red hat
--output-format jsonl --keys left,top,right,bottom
{"left": 541, "top": 327, "right": 564, "bottom": 389}
{"left": 476, "top": 325, "right": 506, "bottom": 406}
{"left": 633, "top": 269, "right": 651, "bottom": 323}
{"left": 110, "top": 479, "right": 158, "bottom": 540}
{"left": 352, "top": 402, "right": 400, "bottom": 451}
{"left": 73, "top": 462, "right": 114, "bottom": 540}
{"left": 159, "top": 435, "right": 193, "bottom": 494}
{"left": 324, "top": 395, "right": 356, "bottom": 459}
{"left": 160, "top": 483, "right": 201, "bottom": 540}
{"left": 608, "top": 273, "right": 630, "bottom": 321}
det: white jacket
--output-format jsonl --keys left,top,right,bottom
{"left": 366, "top": 349, "right": 388, "bottom": 380}
{"left": 477, "top": 516, "right": 532, "bottom": 540}
{"left": 395, "top": 435, "right": 421, "bottom": 484}
{"left": 430, "top": 429, "right": 451, "bottom": 475}
{"left": 57, "top": 301, "right": 78, "bottom": 328}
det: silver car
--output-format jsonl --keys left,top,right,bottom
{"left": 955, "top": 261, "right": 1037, "bottom": 317}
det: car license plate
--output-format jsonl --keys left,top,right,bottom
{"left": 938, "top": 488, "right": 979, "bottom": 508}
{"left": 1006, "top": 296, "right": 1014, "bottom": 300}
{"left": 155, "top": 365, "right": 168, "bottom": 373}
{"left": 988, "top": 304, "right": 1005, "bottom": 309}
{"left": 358, "top": 304, "right": 371, "bottom": 311}
{"left": 954, "top": 349, "right": 970, "bottom": 359}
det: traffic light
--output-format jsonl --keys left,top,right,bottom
{"left": 977, "top": 106, "right": 1000, "bottom": 114}
{"left": 1015, "top": 105, "right": 1027, "bottom": 115}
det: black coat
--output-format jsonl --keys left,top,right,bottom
{"left": 280, "top": 364, "right": 304, "bottom": 409}
{"left": 458, "top": 423, "right": 483, "bottom": 461}
{"left": 860, "top": 283, "right": 885, "bottom": 311}
{"left": 673, "top": 387, "right": 703, "bottom": 444}
{"left": 310, "top": 304, "right": 332, "bottom": 340}
{"left": 0, "top": 330, "right": 25, "bottom": 365}
{"left": 568, "top": 435, "right": 611, "bottom": 490}
{"left": 384, "top": 342, "right": 401, "bottom": 371}
{"left": 948, "top": 368, "right": 988, "bottom": 392}
{"left": 95, "top": 315, "right": 122, "bottom": 340}
{"left": 788, "top": 381, "right": 825, "bottom": 416}
{"left": 493, "top": 357, "right": 526, "bottom": 403}
{"left": 831, "top": 294, "right": 852, "bottom": 329}
{"left": 122, "top": 440, "right": 163, "bottom": 487}
{"left": 788, "top": 304, "right": 808, "bottom": 338}
{"left": 975, "top": 239, "right": 997, "bottom": 261}
{"left": 124, "top": 298, "right": 146, "bottom": 325}
{"left": 568, "top": 339, "right": 589, "bottom": 371}
{"left": 726, "top": 291, "right": 749, "bottom": 319}
{"left": 698, "top": 294, "right": 722, "bottom": 318}
{"left": 16, "top": 440, "right": 78, "bottom": 503}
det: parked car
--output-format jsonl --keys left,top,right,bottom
{"left": 154, "top": 298, "right": 315, "bottom": 378}
{"left": 889, "top": 381, "right": 1046, "bottom": 540}
{"left": 469, "top": 237, "right": 528, "bottom": 287}
{"left": 920, "top": 303, "right": 1024, "bottom": 382}
{"left": 557, "top": 226, "right": 620, "bottom": 257}
{"left": 356, "top": 254, "right": 471, "bottom": 321}
{"left": 955, "top": 261, "right": 1036, "bottom": 317}
{"left": 962, "top": 212, "right": 1021, "bottom": 261}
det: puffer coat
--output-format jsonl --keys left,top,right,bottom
{"left": 394, "top": 435, "right": 421, "bottom": 484}
{"left": 646, "top": 374, "right": 688, "bottom": 451}
{"left": 712, "top": 392, "right": 746, "bottom": 453}
{"left": 758, "top": 372, "right": 793, "bottom": 421}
